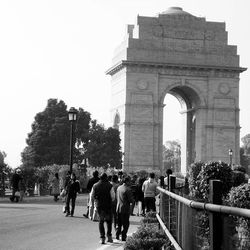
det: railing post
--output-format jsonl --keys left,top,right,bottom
{"left": 169, "top": 175, "right": 176, "bottom": 236}
{"left": 209, "top": 179, "right": 222, "bottom": 250}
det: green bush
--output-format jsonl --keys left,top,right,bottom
{"left": 225, "top": 184, "right": 250, "bottom": 249}
{"left": 124, "top": 224, "right": 168, "bottom": 250}
{"left": 141, "top": 211, "right": 158, "bottom": 224}
{"left": 189, "top": 161, "right": 232, "bottom": 201}
{"left": 231, "top": 171, "right": 246, "bottom": 187}
{"left": 232, "top": 165, "right": 247, "bottom": 173}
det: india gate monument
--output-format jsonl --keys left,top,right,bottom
{"left": 106, "top": 7, "right": 246, "bottom": 174}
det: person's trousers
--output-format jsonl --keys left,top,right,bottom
{"left": 144, "top": 197, "right": 156, "bottom": 212}
{"left": 10, "top": 188, "right": 19, "bottom": 202}
{"left": 98, "top": 209, "right": 112, "bottom": 239}
{"left": 65, "top": 195, "right": 76, "bottom": 215}
{"left": 116, "top": 212, "right": 130, "bottom": 240}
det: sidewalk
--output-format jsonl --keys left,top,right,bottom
{"left": 0, "top": 194, "right": 141, "bottom": 250}
{"left": 0, "top": 193, "right": 89, "bottom": 205}
{"left": 99, "top": 215, "right": 141, "bottom": 250}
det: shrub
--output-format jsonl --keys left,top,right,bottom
{"left": 124, "top": 224, "right": 168, "bottom": 250}
{"left": 225, "top": 184, "right": 250, "bottom": 249}
{"left": 189, "top": 161, "right": 232, "bottom": 201}
{"left": 232, "top": 165, "right": 247, "bottom": 173}
{"left": 232, "top": 171, "right": 246, "bottom": 187}
{"left": 141, "top": 211, "right": 158, "bottom": 224}
{"left": 188, "top": 161, "right": 203, "bottom": 198}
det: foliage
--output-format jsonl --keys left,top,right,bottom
{"left": 233, "top": 164, "right": 247, "bottom": 173}
{"left": 241, "top": 134, "right": 250, "bottom": 155}
{"left": 225, "top": 184, "right": 250, "bottom": 247}
{"left": 231, "top": 171, "right": 246, "bottom": 187}
{"left": 188, "top": 161, "right": 232, "bottom": 201}
{"left": 188, "top": 161, "right": 204, "bottom": 198}
{"left": 162, "top": 140, "right": 181, "bottom": 173}
{"left": 141, "top": 211, "right": 158, "bottom": 224}
{"left": 86, "top": 120, "right": 122, "bottom": 168}
{"left": 124, "top": 224, "right": 168, "bottom": 250}
{"left": 21, "top": 99, "right": 91, "bottom": 167}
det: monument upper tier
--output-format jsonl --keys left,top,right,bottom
{"left": 107, "top": 7, "right": 245, "bottom": 75}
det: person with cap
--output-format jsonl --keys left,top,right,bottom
{"left": 10, "top": 168, "right": 21, "bottom": 202}
{"left": 91, "top": 173, "right": 115, "bottom": 244}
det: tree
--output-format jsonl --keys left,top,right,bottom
{"left": 240, "top": 134, "right": 250, "bottom": 170}
{"left": 86, "top": 120, "right": 122, "bottom": 168}
{"left": 21, "top": 99, "right": 91, "bottom": 168}
{"left": 0, "top": 151, "right": 12, "bottom": 196}
{"left": 162, "top": 140, "right": 181, "bottom": 172}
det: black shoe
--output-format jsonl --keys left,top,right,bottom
{"left": 100, "top": 238, "right": 105, "bottom": 244}
{"left": 83, "top": 214, "right": 88, "bottom": 218}
{"left": 116, "top": 235, "right": 120, "bottom": 240}
{"left": 65, "top": 213, "right": 70, "bottom": 217}
{"left": 121, "top": 236, "right": 126, "bottom": 241}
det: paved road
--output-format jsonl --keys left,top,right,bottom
{"left": 0, "top": 195, "right": 140, "bottom": 250}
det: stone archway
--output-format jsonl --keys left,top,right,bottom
{"left": 106, "top": 7, "right": 246, "bottom": 173}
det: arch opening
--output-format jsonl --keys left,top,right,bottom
{"left": 163, "top": 86, "right": 201, "bottom": 175}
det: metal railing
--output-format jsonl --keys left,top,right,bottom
{"left": 157, "top": 177, "right": 250, "bottom": 250}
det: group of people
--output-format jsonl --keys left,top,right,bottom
{"left": 9, "top": 167, "right": 172, "bottom": 245}
{"left": 83, "top": 170, "right": 161, "bottom": 244}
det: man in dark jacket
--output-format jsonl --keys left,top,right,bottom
{"left": 116, "top": 176, "right": 134, "bottom": 241}
{"left": 10, "top": 168, "right": 21, "bottom": 202}
{"left": 65, "top": 172, "right": 80, "bottom": 217}
{"left": 91, "top": 173, "right": 115, "bottom": 244}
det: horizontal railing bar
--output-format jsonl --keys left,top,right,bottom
{"left": 156, "top": 213, "right": 183, "bottom": 250}
{"left": 157, "top": 187, "right": 250, "bottom": 218}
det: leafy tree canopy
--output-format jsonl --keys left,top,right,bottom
{"left": 21, "top": 98, "right": 122, "bottom": 171}
{"left": 21, "top": 99, "right": 91, "bottom": 167}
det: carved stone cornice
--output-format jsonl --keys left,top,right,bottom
{"left": 106, "top": 60, "right": 247, "bottom": 78}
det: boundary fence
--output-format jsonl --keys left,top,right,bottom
{"left": 157, "top": 176, "right": 250, "bottom": 250}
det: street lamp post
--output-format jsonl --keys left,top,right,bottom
{"left": 228, "top": 148, "right": 233, "bottom": 167}
{"left": 68, "top": 107, "right": 77, "bottom": 173}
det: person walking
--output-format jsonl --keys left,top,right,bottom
{"left": 10, "top": 168, "right": 21, "bottom": 202}
{"left": 116, "top": 176, "right": 134, "bottom": 242}
{"left": 18, "top": 175, "right": 26, "bottom": 202}
{"left": 142, "top": 172, "right": 159, "bottom": 213}
{"left": 51, "top": 173, "right": 60, "bottom": 202}
{"left": 136, "top": 177, "right": 145, "bottom": 216}
{"left": 62, "top": 171, "right": 71, "bottom": 213}
{"left": 91, "top": 173, "right": 115, "bottom": 244}
{"left": 65, "top": 172, "right": 80, "bottom": 217}
{"left": 164, "top": 169, "right": 173, "bottom": 190}
{"left": 130, "top": 175, "right": 137, "bottom": 216}
{"left": 111, "top": 174, "right": 120, "bottom": 230}
{"left": 83, "top": 170, "right": 99, "bottom": 219}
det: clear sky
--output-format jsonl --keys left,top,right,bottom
{"left": 0, "top": 0, "right": 249, "bottom": 168}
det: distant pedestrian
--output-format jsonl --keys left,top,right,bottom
{"left": 116, "top": 176, "right": 134, "bottom": 241}
{"left": 62, "top": 171, "right": 71, "bottom": 213}
{"left": 91, "top": 173, "right": 115, "bottom": 244}
{"left": 83, "top": 170, "right": 99, "bottom": 219}
{"left": 142, "top": 172, "right": 159, "bottom": 213}
{"left": 111, "top": 174, "right": 120, "bottom": 230}
{"left": 136, "top": 177, "right": 145, "bottom": 216}
{"left": 159, "top": 175, "right": 165, "bottom": 188}
{"left": 18, "top": 175, "right": 26, "bottom": 202}
{"left": 51, "top": 173, "right": 60, "bottom": 202}
{"left": 65, "top": 172, "right": 80, "bottom": 217}
{"left": 130, "top": 175, "right": 137, "bottom": 215}
{"left": 164, "top": 169, "right": 173, "bottom": 190}
{"left": 10, "top": 168, "right": 21, "bottom": 202}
